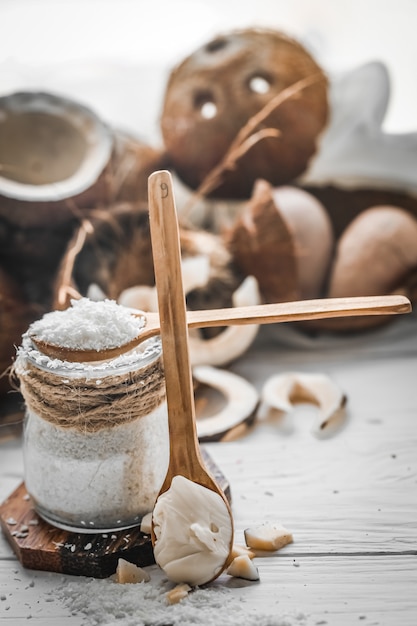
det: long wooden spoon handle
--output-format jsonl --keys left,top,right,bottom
{"left": 148, "top": 170, "right": 202, "bottom": 477}
{"left": 184, "top": 294, "right": 411, "bottom": 329}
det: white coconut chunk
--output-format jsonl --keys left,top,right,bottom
{"left": 230, "top": 543, "right": 255, "bottom": 560}
{"left": 166, "top": 583, "right": 192, "bottom": 605}
{"left": 244, "top": 522, "right": 293, "bottom": 551}
{"left": 115, "top": 558, "right": 150, "bottom": 584}
{"left": 189, "top": 275, "right": 261, "bottom": 367}
{"left": 226, "top": 555, "right": 259, "bottom": 581}
{"left": 193, "top": 365, "right": 259, "bottom": 441}
{"left": 258, "top": 372, "right": 346, "bottom": 432}
{"left": 140, "top": 512, "right": 152, "bottom": 535}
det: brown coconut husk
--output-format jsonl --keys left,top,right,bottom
{"left": 0, "top": 129, "right": 167, "bottom": 313}
{"left": 161, "top": 28, "right": 329, "bottom": 199}
{"left": 53, "top": 202, "right": 155, "bottom": 310}
{"left": 53, "top": 203, "right": 240, "bottom": 320}
{"left": 226, "top": 179, "right": 299, "bottom": 304}
{"left": 0, "top": 92, "right": 168, "bottom": 402}
{"left": 301, "top": 204, "right": 417, "bottom": 333}
{"left": 0, "top": 268, "right": 35, "bottom": 394}
{"left": 303, "top": 184, "right": 417, "bottom": 238}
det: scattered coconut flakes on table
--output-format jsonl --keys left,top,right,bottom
{"left": 244, "top": 522, "right": 294, "bottom": 552}
{"left": 50, "top": 565, "right": 307, "bottom": 626}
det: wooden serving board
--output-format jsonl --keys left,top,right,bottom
{"left": 0, "top": 447, "right": 230, "bottom": 578}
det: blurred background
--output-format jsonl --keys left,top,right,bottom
{"left": 1, "top": 0, "right": 416, "bottom": 143}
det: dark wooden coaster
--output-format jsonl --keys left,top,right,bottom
{"left": 0, "top": 447, "right": 230, "bottom": 578}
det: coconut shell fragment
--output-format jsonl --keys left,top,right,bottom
{"left": 307, "top": 205, "right": 417, "bottom": 332}
{"left": 0, "top": 89, "right": 168, "bottom": 359}
{"left": 53, "top": 203, "right": 155, "bottom": 310}
{"left": 161, "top": 28, "right": 329, "bottom": 198}
{"left": 227, "top": 179, "right": 335, "bottom": 308}
{"left": 54, "top": 203, "right": 242, "bottom": 316}
{"left": 328, "top": 205, "right": 417, "bottom": 300}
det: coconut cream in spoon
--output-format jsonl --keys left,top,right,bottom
{"left": 152, "top": 475, "right": 233, "bottom": 586}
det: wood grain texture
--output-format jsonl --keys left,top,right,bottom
{"left": 148, "top": 170, "right": 226, "bottom": 497}
{"left": 0, "top": 555, "right": 415, "bottom": 624}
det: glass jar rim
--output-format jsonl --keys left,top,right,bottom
{"left": 20, "top": 334, "right": 162, "bottom": 379}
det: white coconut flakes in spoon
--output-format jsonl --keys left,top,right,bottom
{"left": 29, "top": 298, "right": 145, "bottom": 351}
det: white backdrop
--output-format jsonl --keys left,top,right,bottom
{"left": 1, "top": 0, "right": 416, "bottom": 144}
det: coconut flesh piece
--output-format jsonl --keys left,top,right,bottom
{"left": 244, "top": 522, "right": 293, "bottom": 552}
{"left": 115, "top": 558, "right": 150, "bottom": 584}
{"left": 230, "top": 544, "right": 256, "bottom": 560}
{"left": 118, "top": 259, "right": 261, "bottom": 368}
{"left": 118, "top": 255, "right": 210, "bottom": 313}
{"left": 226, "top": 555, "right": 259, "bottom": 581}
{"left": 152, "top": 475, "right": 233, "bottom": 586}
{"left": 258, "top": 372, "right": 346, "bottom": 432}
{"left": 188, "top": 275, "right": 261, "bottom": 367}
{"left": 193, "top": 365, "right": 259, "bottom": 441}
{"left": 166, "top": 583, "right": 192, "bottom": 605}
{"left": 140, "top": 511, "right": 153, "bottom": 535}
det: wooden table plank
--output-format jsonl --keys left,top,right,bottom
{"left": 1, "top": 353, "right": 417, "bottom": 557}
{"left": 239, "top": 554, "right": 417, "bottom": 625}
{"left": 1, "top": 327, "right": 416, "bottom": 623}
{"left": 1, "top": 555, "right": 416, "bottom": 625}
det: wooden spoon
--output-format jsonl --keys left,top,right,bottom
{"left": 29, "top": 295, "right": 411, "bottom": 362}
{"left": 148, "top": 169, "right": 234, "bottom": 582}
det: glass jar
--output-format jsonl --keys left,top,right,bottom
{"left": 16, "top": 335, "right": 169, "bottom": 533}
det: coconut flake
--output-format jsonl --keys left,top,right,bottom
{"left": 52, "top": 570, "right": 307, "bottom": 625}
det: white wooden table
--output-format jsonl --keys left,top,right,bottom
{"left": 1, "top": 314, "right": 416, "bottom": 625}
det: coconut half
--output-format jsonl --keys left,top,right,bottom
{"left": 0, "top": 91, "right": 113, "bottom": 225}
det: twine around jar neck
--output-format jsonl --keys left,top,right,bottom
{"left": 14, "top": 353, "right": 166, "bottom": 433}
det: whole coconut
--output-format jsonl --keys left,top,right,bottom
{"left": 161, "top": 28, "right": 329, "bottom": 198}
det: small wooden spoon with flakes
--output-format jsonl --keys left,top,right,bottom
{"left": 29, "top": 295, "right": 411, "bottom": 362}
{"left": 148, "top": 169, "right": 234, "bottom": 583}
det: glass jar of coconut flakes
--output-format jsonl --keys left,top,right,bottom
{"left": 14, "top": 299, "right": 169, "bottom": 533}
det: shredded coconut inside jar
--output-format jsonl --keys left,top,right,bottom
{"left": 16, "top": 333, "right": 169, "bottom": 532}
{"left": 28, "top": 298, "right": 146, "bottom": 351}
